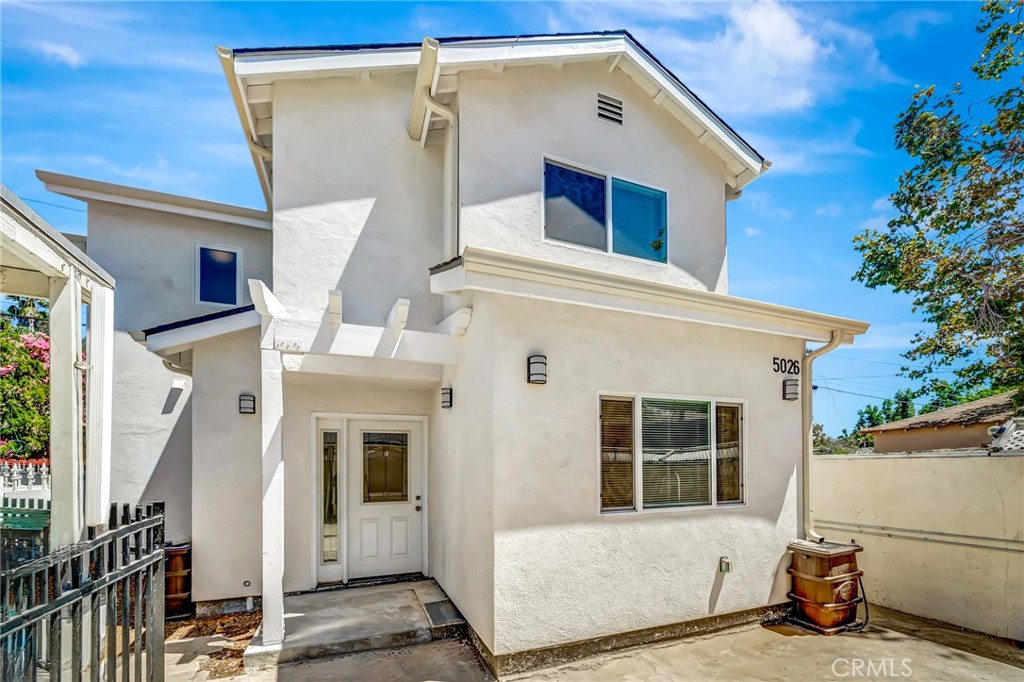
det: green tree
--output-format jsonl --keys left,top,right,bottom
{"left": 0, "top": 319, "right": 50, "bottom": 458}
{"left": 853, "top": 1, "right": 1024, "bottom": 409}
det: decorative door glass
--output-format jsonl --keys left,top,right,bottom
{"left": 321, "top": 431, "right": 339, "bottom": 563}
{"left": 362, "top": 432, "right": 409, "bottom": 503}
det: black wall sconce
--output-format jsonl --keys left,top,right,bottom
{"left": 782, "top": 378, "right": 799, "bottom": 401}
{"left": 441, "top": 386, "right": 453, "bottom": 409}
{"left": 239, "top": 392, "right": 257, "bottom": 414}
{"left": 527, "top": 354, "right": 548, "bottom": 384}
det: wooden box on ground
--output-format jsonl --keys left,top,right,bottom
{"left": 787, "top": 539, "right": 863, "bottom": 635}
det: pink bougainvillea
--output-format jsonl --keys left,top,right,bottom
{"left": 19, "top": 333, "right": 50, "bottom": 370}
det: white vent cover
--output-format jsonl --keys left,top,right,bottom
{"left": 597, "top": 93, "right": 623, "bottom": 125}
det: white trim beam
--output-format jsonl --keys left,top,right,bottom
{"left": 434, "top": 307, "right": 472, "bottom": 336}
{"left": 146, "top": 310, "right": 260, "bottom": 355}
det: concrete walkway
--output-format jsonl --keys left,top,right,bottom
{"left": 168, "top": 605, "right": 1024, "bottom": 682}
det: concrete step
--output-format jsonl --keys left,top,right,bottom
{"left": 244, "top": 587, "right": 432, "bottom": 669}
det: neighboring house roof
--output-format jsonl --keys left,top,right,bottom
{"left": 860, "top": 391, "right": 1018, "bottom": 434}
{"left": 36, "top": 171, "right": 272, "bottom": 230}
{"left": 219, "top": 30, "right": 770, "bottom": 207}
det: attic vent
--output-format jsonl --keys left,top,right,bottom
{"left": 597, "top": 93, "right": 623, "bottom": 125}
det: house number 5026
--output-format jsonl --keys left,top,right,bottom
{"left": 772, "top": 357, "right": 800, "bottom": 375}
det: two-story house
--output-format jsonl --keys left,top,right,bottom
{"left": 38, "top": 31, "right": 868, "bottom": 675}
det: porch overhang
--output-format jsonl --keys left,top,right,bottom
{"left": 247, "top": 280, "right": 469, "bottom": 378}
{"left": 430, "top": 248, "right": 869, "bottom": 344}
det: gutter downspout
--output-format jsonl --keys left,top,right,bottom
{"left": 802, "top": 329, "right": 844, "bottom": 542}
{"left": 423, "top": 89, "right": 460, "bottom": 258}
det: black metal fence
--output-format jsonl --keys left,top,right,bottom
{"left": 0, "top": 503, "right": 165, "bottom": 682}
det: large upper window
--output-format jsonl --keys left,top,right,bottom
{"left": 599, "top": 395, "right": 743, "bottom": 513}
{"left": 544, "top": 159, "right": 667, "bottom": 263}
{"left": 195, "top": 243, "right": 241, "bottom": 306}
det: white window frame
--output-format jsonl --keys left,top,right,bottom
{"left": 194, "top": 242, "right": 243, "bottom": 307}
{"left": 541, "top": 155, "right": 671, "bottom": 267}
{"left": 596, "top": 391, "right": 747, "bottom": 515}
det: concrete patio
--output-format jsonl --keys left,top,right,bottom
{"left": 167, "top": 601, "right": 1023, "bottom": 681}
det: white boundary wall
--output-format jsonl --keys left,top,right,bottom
{"left": 813, "top": 452, "right": 1024, "bottom": 640}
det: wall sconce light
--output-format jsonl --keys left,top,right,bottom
{"left": 441, "top": 386, "right": 453, "bottom": 409}
{"left": 782, "top": 378, "right": 799, "bottom": 401}
{"left": 527, "top": 354, "right": 548, "bottom": 384}
{"left": 239, "top": 392, "right": 256, "bottom": 414}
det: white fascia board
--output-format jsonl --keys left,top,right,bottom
{"left": 37, "top": 171, "right": 272, "bottom": 230}
{"left": 281, "top": 353, "right": 442, "bottom": 385}
{"left": 432, "top": 249, "right": 869, "bottom": 343}
{"left": 233, "top": 48, "right": 421, "bottom": 80}
{"left": 147, "top": 310, "right": 260, "bottom": 355}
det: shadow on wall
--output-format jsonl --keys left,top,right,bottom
{"left": 334, "top": 198, "right": 443, "bottom": 332}
{"left": 141, "top": 394, "right": 193, "bottom": 544}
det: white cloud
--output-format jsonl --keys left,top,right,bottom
{"left": 871, "top": 196, "right": 892, "bottom": 212}
{"left": 815, "top": 202, "right": 843, "bottom": 219}
{"left": 743, "top": 190, "right": 793, "bottom": 221}
{"left": 35, "top": 42, "right": 83, "bottom": 68}
{"left": 743, "top": 227, "right": 762, "bottom": 237}
{"left": 545, "top": 1, "right": 899, "bottom": 117}
{"left": 747, "top": 119, "right": 872, "bottom": 175}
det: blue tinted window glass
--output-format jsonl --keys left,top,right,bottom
{"left": 199, "top": 247, "right": 238, "bottom": 305}
{"left": 544, "top": 162, "right": 607, "bottom": 250}
{"left": 612, "top": 179, "right": 668, "bottom": 263}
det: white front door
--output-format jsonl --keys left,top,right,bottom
{"left": 346, "top": 420, "right": 423, "bottom": 579}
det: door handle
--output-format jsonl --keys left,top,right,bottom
{"left": 415, "top": 506, "right": 422, "bottom": 512}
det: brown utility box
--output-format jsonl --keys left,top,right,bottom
{"left": 787, "top": 540, "right": 863, "bottom": 635}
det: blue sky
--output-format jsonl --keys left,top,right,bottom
{"left": 0, "top": 1, "right": 987, "bottom": 434}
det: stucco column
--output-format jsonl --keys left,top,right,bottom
{"left": 84, "top": 284, "right": 114, "bottom": 527}
{"left": 48, "top": 271, "right": 83, "bottom": 548}
{"left": 260, "top": 347, "right": 285, "bottom": 645}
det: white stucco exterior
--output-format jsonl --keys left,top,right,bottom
{"left": 39, "top": 32, "right": 872, "bottom": 662}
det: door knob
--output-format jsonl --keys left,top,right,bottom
{"left": 415, "top": 506, "right": 422, "bottom": 512}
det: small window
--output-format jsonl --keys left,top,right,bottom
{"left": 543, "top": 159, "right": 667, "bottom": 263}
{"left": 612, "top": 178, "right": 667, "bottom": 263}
{"left": 544, "top": 162, "right": 607, "bottom": 251}
{"left": 195, "top": 244, "right": 240, "bottom": 306}
{"left": 599, "top": 394, "right": 743, "bottom": 513}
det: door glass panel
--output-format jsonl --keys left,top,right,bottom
{"left": 363, "top": 432, "right": 408, "bottom": 503}
{"left": 321, "top": 431, "right": 339, "bottom": 563}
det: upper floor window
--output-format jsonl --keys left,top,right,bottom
{"left": 195, "top": 243, "right": 241, "bottom": 306}
{"left": 543, "top": 159, "right": 668, "bottom": 263}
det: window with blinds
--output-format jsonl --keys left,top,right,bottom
{"left": 642, "top": 399, "right": 711, "bottom": 507}
{"left": 598, "top": 394, "right": 744, "bottom": 512}
{"left": 716, "top": 403, "right": 743, "bottom": 503}
{"left": 600, "top": 397, "right": 635, "bottom": 511}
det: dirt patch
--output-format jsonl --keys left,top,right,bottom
{"left": 166, "top": 611, "right": 262, "bottom": 679}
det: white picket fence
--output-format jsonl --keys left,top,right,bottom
{"left": 0, "top": 460, "right": 51, "bottom": 500}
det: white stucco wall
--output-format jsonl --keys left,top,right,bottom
{"left": 458, "top": 62, "right": 729, "bottom": 294}
{"left": 280, "top": 378, "right": 434, "bottom": 594}
{"left": 107, "top": 333, "right": 192, "bottom": 543}
{"left": 813, "top": 453, "right": 1024, "bottom": 640}
{"left": 271, "top": 73, "right": 444, "bottom": 329}
{"left": 485, "top": 294, "right": 802, "bottom": 654}
{"left": 85, "top": 200, "right": 271, "bottom": 544}
{"left": 190, "top": 328, "right": 262, "bottom": 602}
{"left": 429, "top": 298, "right": 496, "bottom": 649}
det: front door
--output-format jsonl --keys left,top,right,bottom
{"left": 346, "top": 420, "right": 423, "bottom": 579}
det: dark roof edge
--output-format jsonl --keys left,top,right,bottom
{"left": 429, "top": 254, "right": 464, "bottom": 275}
{"left": 143, "top": 304, "right": 256, "bottom": 337}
